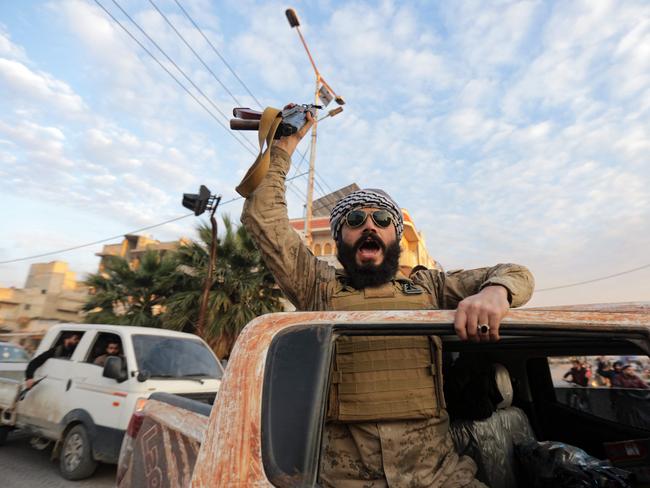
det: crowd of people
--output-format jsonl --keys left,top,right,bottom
{"left": 562, "top": 356, "right": 650, "bottom": 389}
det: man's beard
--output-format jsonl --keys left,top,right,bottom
{"left": 337, "top": 232, "right": 401, "bottom": 289}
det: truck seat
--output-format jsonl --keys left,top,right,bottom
{"left": 449, "top": 364, "right": 536, "bottom": 488}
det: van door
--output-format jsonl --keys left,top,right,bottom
{"left": 16, "top": 330, "right": 86, "bottom": 438}
{"left": 69, "top": 331, "right": 130, "bottom": 433}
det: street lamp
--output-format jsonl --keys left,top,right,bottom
{"left": 285, "top": 7, "right": 345, "bottom": 247}
{"left": 182, "top": 185, "right": 221, "bottom": 341}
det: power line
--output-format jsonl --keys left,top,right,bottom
{"left": 147, "top": 0, "right": 243, "bottom": 107}
{"left": 291, "top": 140, "right": 334, "bottom": 197}
{"left": 172, "top": 5, "right": 334, "bottom": 195}
{"left": 316, "top": 170, "right": 335, "bottom": 194}
{"left": 535, "top": 263, "right": 650, "bottom": 292}
{"left": 144, "top": 0, "right": 313, "bottom": 201}
{"left": 102, "top": 0, "right": 338, "bottom": 202}
{"left": 287, "top": 179, "right": 308, "bottom": 201}
{"left": 101, "top": 2, "right": 309, "bottom": 196}
{"left": 163, "top": 0, "right": 336, "bottom": 195}
{"left": 19, "top": 4, "right": 310, "bottom": 271}
{"left": 313, "top": 176, "right": 328, "bottom": 198}
{"left": 0, "top": 172, "right": 310, "bottom": 266}
{"left": 93, "top": 0, "right": 253, "bottom": 155}
{"left": 173, "top": 0, "right": 263, "bottom": 109}
{"left": 110, "top": 0, "right": 258, "bottom": 153}
{"left": 0, "top": 213, "right": 193, "bottom": 265}
{"left": 95, "top": 2, "right": 323, "bottom": 229}
{"left": 95, "top": 3, "right": 309, "bottom": 210}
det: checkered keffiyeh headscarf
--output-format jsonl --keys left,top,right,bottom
{"left": 330, "top": 189, "right": 404, "bottom": 242}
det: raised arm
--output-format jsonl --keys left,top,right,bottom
{"left": 241, "top": 122, "right": 334, "bottom": 310}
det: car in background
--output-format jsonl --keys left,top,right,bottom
{"left": 0, "top": 323, "right": 224, "bottom": 481}
{"left": 0, "top": 342, "right": 30, "bottom": 381}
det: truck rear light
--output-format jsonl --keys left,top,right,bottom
{"left": 134, "top": 397, "right": 148, "bottom": 412}
{"left": 126, "top": 411, "right": 144, "bottom": 438}
{"left": 126, "top": 397, "right": 148, "bottom": 438}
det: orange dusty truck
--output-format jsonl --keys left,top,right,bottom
{"left": 117, "top": 305, "right": 650, "bottom": 487}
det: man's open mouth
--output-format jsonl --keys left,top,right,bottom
{"left": 356, "top": 236, "right": 384, "bottom": 260}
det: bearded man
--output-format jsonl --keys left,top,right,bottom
{"left": 241, "top": 109, "right": 534, "bottom": 487}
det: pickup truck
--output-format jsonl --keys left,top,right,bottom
{"left": 0, "top": 323, "right": 224, "bottom": 480}
{"left": 117, "top": 304, "right": 650, "bottom": 487}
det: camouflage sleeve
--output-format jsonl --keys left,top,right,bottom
{"left": 241, "top": 146, "right": 335, "bottom": 310}
{"left": 436, "top": 264, "right": 534, "bottom": 309}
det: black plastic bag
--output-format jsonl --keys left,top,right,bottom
{"left": 515, "top": 440, "right": 632, "bottom": 488}
{"left": 444, "top": 355, "right": 503, "bottom": 421}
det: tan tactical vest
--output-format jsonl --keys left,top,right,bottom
{"left": 326, "top": 277, "right": 445, "bottom": 422}
{"left": 329, "top": 276, "right": 433, "bottom": 311}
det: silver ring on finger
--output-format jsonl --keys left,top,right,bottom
{"left": 479, "top": 324, "right": 490, "bottom": 335}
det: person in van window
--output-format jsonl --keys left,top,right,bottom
{"left": 94, "top": 340, "right": 122, "bottom": 367}
{"left": 24, "top": 332, "right": 82, "bottom": 389}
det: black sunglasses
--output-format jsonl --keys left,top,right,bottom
{"left": 344, "top": 209, "right": 393, "bottom": 229}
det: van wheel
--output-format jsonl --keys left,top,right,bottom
{"left": 0, "top": 426, "right": 11, "bottom": 446}
{"left": 59, "top": 424, "right": 97, "bottom": 480}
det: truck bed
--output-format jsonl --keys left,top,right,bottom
{"left": 117, "top": 393, "right": 211, "bottom": 487}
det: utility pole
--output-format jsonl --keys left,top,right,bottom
{"left": 286, "top": 8, "right": 345, "bottom": 247}
{"left": 305, "top": 78, "right": 319, "bottom": 247}
{"left": 182, "top": 185, "right": 221, "bottom": 342}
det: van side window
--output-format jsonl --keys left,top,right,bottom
{"left": 50, "top": 331, "right": 85, "bottom": 360}
{"left": 87, "top": 333, "right": 124, "bottom": 367}
{"left": 548, "top": 355, "right": 650, "bottom": 429}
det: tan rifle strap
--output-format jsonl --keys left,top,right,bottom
{"left": 235, "top": 107, "right": 282, "bottom": 197}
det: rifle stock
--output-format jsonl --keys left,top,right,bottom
{"left": 230, "top": 119, "right": 260, "bottom": 131}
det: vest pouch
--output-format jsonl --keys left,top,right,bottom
{"left": 326, "top": 335, "right": 444, "bottom": 423}
{"left": 329, "top": 281, "right": 433, "bottom": 311}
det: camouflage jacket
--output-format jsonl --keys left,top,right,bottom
{"left": 241, "top": 147, "right": 535, "bottom": 311}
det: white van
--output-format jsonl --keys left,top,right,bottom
{"left": 0, "top": 323, "right": 223, "bottom": 480}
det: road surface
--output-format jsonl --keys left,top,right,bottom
{"left": 0, "top": 431, "right": 115, "bottom": 487}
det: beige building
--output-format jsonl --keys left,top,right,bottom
{"left": 0, "top": 261, "right": 89, "bottom": 334}
{"left": 96, "top": 234, "right": 190, "bottom": 271}
{"left": 289, "top": 185, "right": 438, "bottom": 275}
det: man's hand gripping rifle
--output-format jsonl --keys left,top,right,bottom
{"left": 231, "top": 103, "right": 342, "bottom": 197}
{"left": 231, "top": 104, "right": 323, "bottom": 137}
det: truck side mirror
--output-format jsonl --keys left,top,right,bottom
{"left": 103, "top": 356, "right": 128, "bottom": 383}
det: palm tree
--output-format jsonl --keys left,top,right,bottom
{"left": 162, "top": 216, "right": 283, "bottom": 358}
{"left": 83, "top": 250, "right": 179, "bottom": 327}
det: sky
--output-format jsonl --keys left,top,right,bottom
{"left": 0, "top": 0, "right": 649, "bottom": 307}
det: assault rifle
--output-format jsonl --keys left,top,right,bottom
{"left": 230, "top": 104, "right": 342, "bottom": 137}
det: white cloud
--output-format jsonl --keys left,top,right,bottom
{"left": 443, "top": 0, "right": 541, "bottom": 69}
{"left": 0, "top": 58, "right": 86, "bottom": 115}
{"left": 0, "top": 119, "right": 71, "bottom": 167}
{"left": 0, "top": 28, "right": 27, "bottom": 61}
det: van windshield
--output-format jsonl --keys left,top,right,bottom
{"left": 132, "top": 335, "right": 223, "bottom": 380}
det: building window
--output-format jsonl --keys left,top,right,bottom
{"left": 41, "top": 289, "right": 47, "bottom": 294}
{"left": 24, "top": 304, "right": 31, "bottom": 311}
{"left": 324, "top": 243, "right": 332, "bottom": 255}
{"left": 314, "top": 244, "right": 322, "bottom": 256}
